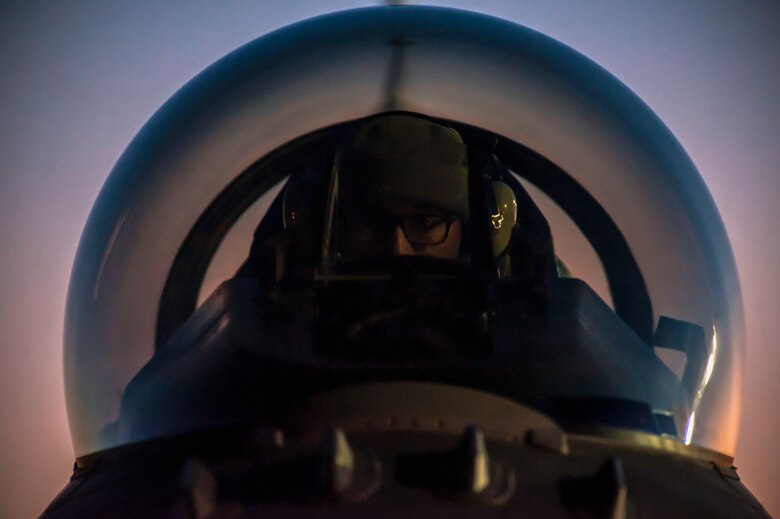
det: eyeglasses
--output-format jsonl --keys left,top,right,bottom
{"left": 341, "top": 212, "right": 459, "bottom": 245}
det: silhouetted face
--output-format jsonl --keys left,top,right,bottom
{"left": 338, "top": 198, "right": 462, "bottom": 261}
{"left": 333, "top": 114, "right": 470, "bottom": 265}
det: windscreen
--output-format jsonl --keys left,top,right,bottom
{"left": 64, "top": 6, "right": 742, "bottom": 459}
{"left": 65, "top": 119, "right": 741, "bottom": 458}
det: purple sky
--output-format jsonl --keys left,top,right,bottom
{"left": 1, "top": 1, "right": 778, "bottom": 517}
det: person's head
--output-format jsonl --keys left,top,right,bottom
{"left": 336, "top": 114, "right": 470, "bottom": 262}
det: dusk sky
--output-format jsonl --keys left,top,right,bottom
{"left": 1, "top": 1, "right": 778, "bottom": 517}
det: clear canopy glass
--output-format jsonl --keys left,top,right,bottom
{"left": 64, "top": 6, "right": 743, "bottom": 458}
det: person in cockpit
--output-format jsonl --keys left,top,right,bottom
{"left": 241, "top": 112, "right": 525, "bottom": 285}
{"left": 333, "top": 114, "right": 471, "bottom": 263}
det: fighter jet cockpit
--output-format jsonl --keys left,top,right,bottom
{"left": 65, "top": 109, "right": 737, "bottom": 462}
{"left": 54, "top": 9, "right": 755, "bottom": 517}
{"left": 237, "top": 114, "right": 525, "bottom": 361}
